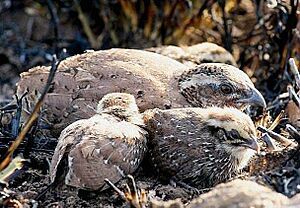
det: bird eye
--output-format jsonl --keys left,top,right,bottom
{"left": 220, "top": 84, "right": 233, "bottom": 94}
{"left": 228, "top": 129, "right": 240, "bottom": 140}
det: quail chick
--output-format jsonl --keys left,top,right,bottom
{"left": 143, "top": 107, "right": 259, "bottom": 189}
{"left": 49, "top": 93, "right": 148, "bottom": 191}
{"left": 17, "top": 49, "right": 265, "bottom": 135}
{"left": 146, "top": 42, "right": 237, "bottom": 67}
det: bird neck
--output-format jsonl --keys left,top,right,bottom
{"left": 193, "top": 147, "right": 239, "bottom": 188}
{"left": 221, "top": 144, "right": 255, "bottom": 171}
{"left": 177, "top": 70, "right": 209, "bottom": 107}
{"left": 100, "top": 107, "right": 144, "bottom": 126}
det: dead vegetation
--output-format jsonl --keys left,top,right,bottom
{"left": 0, "top": 0, "right": 300, "bottom": 207}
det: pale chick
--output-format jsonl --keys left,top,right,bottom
{"left": 49, "top": 93, "right": 148, "bottom": 191}
{"left": 143, "top": 107, "right": 259, "bottom": 189}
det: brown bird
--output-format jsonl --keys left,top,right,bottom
{"left": 17, "top": 49, "right": 265, "bottom": 135}
{"left": 143, "top": 107, "right": 259, "bottom": 189}
{"left": 49, "top": 93, "right": 147, "bottom": 191}
{"left": 145, "top": 42, "right": 238, "bottom": 67}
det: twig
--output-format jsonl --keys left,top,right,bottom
{"left": 0, "top": 103, "right": 19, "bottom": 112}
{"left": 74, "top": 0, "right": 99, "bottom": 49}
{"left": 11, "top": 93, "right": 27, "bottom": 138}
{"left": 288, "top": 85, "right": 300, "bottom": 109}
{"left": 261, "top": 133, "right": 278, "bottom": 151}
{"left": 283, "top": 176, "right": 294, "bottom": 195}
{"left": 289, "top": 58, "right": 300, "bottom": 89}
{"left": 160, "top": 1, "right": 178, "bottom": 44}
{"left": 0, "top": 55, "right": 60, "bottom": 171}
{"left": 218, "top": 0, "right": 232, "bottom": 52}
{"left": 173, "top": 0, "right": 214, "bottom": 42}
{"left": 285, "top": 124, "right": 300, "bottom": 143}
{"left": 283, "top": 124, "right": 300, "bottom": 163}
{"left": 0, "top": 156, "right": 27, "bottom": 183}
{"left": 46, "top": 0, "right": 60, "bottom": 55}
{"left": 268, "top": 110, "right": 285, "bottom": 131}
{"left": 257, "top": 125, "right": 297, "bottom": 147}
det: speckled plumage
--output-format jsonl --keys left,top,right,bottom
{"left": 179, "top": 63, "right": 266, "bottom": 109}
{"left": 143, "top": 107, "right": 259, "bottom": 189}
{"left": 50, "top": 93, "right": 147, "bottom": 191}
{"left": 17, "top": 49, "right": 265, "bottom": 135}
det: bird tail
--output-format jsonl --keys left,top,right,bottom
{"left": 35, "top": 154, "right": 68, "bottom": 201}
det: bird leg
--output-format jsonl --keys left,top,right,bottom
{"left": 105, "top": 175, "right": 147, "bottom": 208}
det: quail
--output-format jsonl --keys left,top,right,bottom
{"left": 17, "top": 49, "right": 265, "bottom": 135}
{"left": 143, "top": 107, "right": 259, "bottom": 189}
{"left": 145, "top": 42, "right": 237, "bottom": 67}
{"left": 49, "top": 93, "right": 148, "bottom": 191}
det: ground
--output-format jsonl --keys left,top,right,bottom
{"left": 0, "top": 1, "right": 300, "bottom": 207}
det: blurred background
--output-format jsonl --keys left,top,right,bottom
{"left": 0, "top": 0, "right": 299, "bottom": 104}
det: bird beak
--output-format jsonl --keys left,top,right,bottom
{"left": 237, "top": 87, "right": 266, "bottom": 108}
{"left": 241, "top": 137, "right": 260, "bottom": 153}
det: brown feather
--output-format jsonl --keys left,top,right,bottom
{"left": 50, "top": 93, "right": 148, "bottom": 191}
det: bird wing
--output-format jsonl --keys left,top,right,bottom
{"left": 49, "top": 119, "right": 89, "bottom": 183}
{"left": 65, "top": 118, "right": 147, "bottom": 190}
{"left": 144, "top": 108, "right": 209, "bottom": 178}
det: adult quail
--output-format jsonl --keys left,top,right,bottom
{"left": 49, "top": 93, "right": 148, "bottom": 191}
{"left": 143, "top": 107, "right": 259, "bottom": 189}
{"left": 17, "top": 49, "right": 265, "bottom": 135}
{"left": 145, "top": 42, "right": 237, "bottom": 67}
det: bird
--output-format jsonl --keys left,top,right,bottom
{"left": 178, "top": 63, "right": 265, "bottom": 109}
{"left": 145, "top": 42, "right": 238, "bottom": 67}
{"left": 143, "top": 107, "right": 259, "bottom": 189}
{"left": 49, "top": 93, "right": 148, "bottom": 191}
{"left": 16, "top": 49, "right": 265, "bottom": 135}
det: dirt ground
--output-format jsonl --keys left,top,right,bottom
{"left": 1, "top": 1, "right": 300, "bottom": 207}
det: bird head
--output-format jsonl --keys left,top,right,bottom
{"left": 97, "top": 93, "right": 142, "bottom": 124}
{"left": 186, "top": 42, "right": 238, "bottom": 66}
{"left": 178, "top": 63, "right": 266, "bottom": 110}
{"left": 204, "top": 107, "right": 259, "bottom": 170}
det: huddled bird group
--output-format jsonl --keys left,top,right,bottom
{"left": 17, "top": 43, "right": 270, "bottom": 200}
